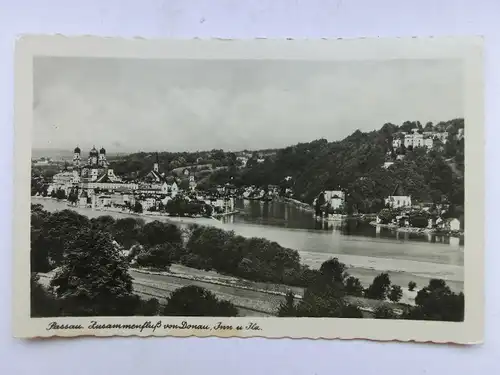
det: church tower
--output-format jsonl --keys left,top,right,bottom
{"left": 73, "top": 146, "right": 81, "bottom": 167}
{"left": 89, "top": 146, "right": 98, "bottom": 166}
{"left": 99, "top": 147, "right": 107, "bottom": 167}
{"left": 153, "top": 152, "right": 160, "bottom": 173}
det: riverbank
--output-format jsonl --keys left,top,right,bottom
{"left": 369, "top": 221, "right": 464, "bottom": 238}
{"left": 282, "top": 197, "right": 315, "bottom": 212}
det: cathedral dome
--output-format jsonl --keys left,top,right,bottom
{"left": 99, "top": 147, "right": 106, "bottom": 154}
{"left": 89, "top": 146, "right": 98, "bottom": 156}
{"left": 74, "top": 146, "right": 81, "bottom": 153}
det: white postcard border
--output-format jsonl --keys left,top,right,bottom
{"left": 13, "top": 35, "right": 484, "bottom": 343}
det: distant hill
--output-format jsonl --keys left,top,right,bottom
{"left": 205, "top": 118, "right": 465, "bottom": 213}
{"left": 31, "top": 148, "right": 74, "bottom": 161}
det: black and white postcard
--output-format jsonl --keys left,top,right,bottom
{"left": 13, "top": 35, "right": 484, "bottom": 343}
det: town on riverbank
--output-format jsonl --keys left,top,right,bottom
{"left": 32, "top": 120, "right": 464, "bottom": 240}
{"left": 30, "top": 117, "right": 465, "bottom": 321}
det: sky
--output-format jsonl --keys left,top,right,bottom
{"left": 33, "top": 57, "right": 464, "bottom": 153}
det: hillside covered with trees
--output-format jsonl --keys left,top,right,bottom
{"left": 212, "top": 118, "right": 465, "bottom": 213}
{"left": 95, "top": 118, "right": 464, "bottom": 214}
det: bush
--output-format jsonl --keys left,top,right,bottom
{"left": 377, "top": 209, "right": 394, "bottom": 224}
{"left": 409, "top": 214, "right": 429, "bottom": 228}
{"left": 133, "top": 202, "right": 143, "bottom": 213}
{"left": 388, "top": 285, "right": 403, "bottom": 302}
{"left": 135, "top": 244, "right": 175, "bottom": 270}
{"left": 140, "top": 220, "right": 183, "bottom": 247}
{"left": 405, "top": 279, "right": 464, "bottom": 322}
{"left": 291, "top": 280, "right": 351, "bottom": 317}
{"left": 408, "top": 281, "right": 417, "bottom": 291}
{"left": 364, "top": 273, "right": 391, "bottom": 300}
{"left": 374, "top": 305, "right": 397, "bottom": 319}
{"left": 184, "top": 225, "right": 302, "bottom": 285}
{"left": 163, "top": 286, "right": 238, "bottom": 317}
{"left": 137, "top": 298, "right": 161, "bottom": 316}
{"left": 345, "top": 276, "right": 364, "bottom": 297}
{"left": 56, "top": 189, "right": 67, "bottom": 200}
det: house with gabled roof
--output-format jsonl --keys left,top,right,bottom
{"left": 385, "top": 184, "right": 412, "bottom": 209}
{"left": 142, "top": 153, "right": 166, "bottom": 184}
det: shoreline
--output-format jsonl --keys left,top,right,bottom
{"left": 369, "top": 221, "right": 464, "bottom": 238}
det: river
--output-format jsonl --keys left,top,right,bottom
{"left": 32, "top": 197, "right": 464, "bottom": 293}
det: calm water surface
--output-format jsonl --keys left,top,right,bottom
{"left": 219, "top": 200, "right": 464, "bottom": 264}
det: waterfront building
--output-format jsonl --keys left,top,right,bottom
{"left": 52, "top": 146, "right": 137, "bottom": 207}
{"left": 323, "top": 190, "right": 345, "bottom": 210}
{"left": 385, "top": 184, "right": 412, "bottom": 209}
{"left": 446, "top": 218, "right": 461, "bottom": 231}
{"left": 51, "top": 171, "right": 76, "bottom": 193}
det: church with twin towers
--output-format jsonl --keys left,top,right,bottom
{"left": 73, "top": 145, "right": 109, "bottom": 169}
{"left": 71, "top": 145, "right": 124, "bottom": 184}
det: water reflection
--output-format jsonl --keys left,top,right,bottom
{"left": 221, "top": 199, "right": 464, "bottom": 246}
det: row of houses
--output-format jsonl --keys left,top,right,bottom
{"left": 391, "top": 128, "right": 452, "bottom": 150}
{"left": 43, "top": 146, "right": 237, "bottom": 215}
{"left": 311, "top": 184, "right": 462, "bottom": 231}
{"left": 375, "top": 212, "right": 461, "bottom": 231}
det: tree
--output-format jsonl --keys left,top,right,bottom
{"left": 408, "top": 281, "right": 417, "bottom": 291}
{"left": 30, "top": 273, "right": 60, "bottom": 317}
{"left": 31, "top": 206, "right": 52, "bottom": 272}
{"left": 165, "top": 196, "right": 189, "bottom": 216}
{"left": 345, "top": 276, "right": 364, "bottom": 297}
{"left": 138, "top": 297, "right": 161, "bottom": 316}
{"left": 56, "top": 189, "right": 66, "bottom": 200}
{"left": 377, "top": 209, "right": 394, "bottom": 224}
{"left": 31, "top": 209, "right": 91, "bottom": 270}
{"left": 292, "top": 283, "right": 362, "bottom": 318}
{"left": 140, "top": 220, "right": 183, "bottom": 247}
{"left": 364, "top": 273, "right": 391, "bottom": 300}
{"left": 50, "top": 228, "right": 135, "bottom": 316}
{"left": 163, "top": 286, "right": 238, "bottom": 316}
{"left": 113, "top": 217, "right": 145, "bottom": 249}
{"left": 319, "top": 258, "right": 349, "bottom": 285}
{"left": 67, "top": 189, "right": 79, "bottom": 205}
{"left": 179, "top": 179, "right": 190, "bottom": 190}
{"left": 90, "top": 215, "right": 116, "bottom": 233}
{"left": 405, "top": 279, "right": 464, "bottom": 322}
{"left": 135, "top": 244, "right": 174, "bottom": 270}
{"left": 277, "top": 291, "right": 297, "bottom": 317}
{"left": 388, "top": 285, "right": 403, "bottom": 303}
{"left": 133, "top": 201, "right": 143, "bottom": 213}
